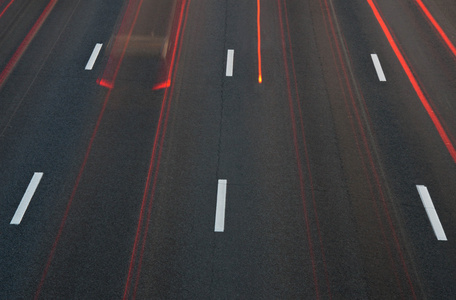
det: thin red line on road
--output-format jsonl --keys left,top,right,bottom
{"left": 413, "top": 0, "right": 456, "bottom": 59}
{"left": 366, "top": 0, "right": 456, "bottom": 164}
{"left": 10, "top": 172, "right": 43, "bottom": 225}
{"left": 0, "top": 0, "right": 15, "bottom": 19}
{"left": 123, "top": 1, "right": 191, "bottom": 298}
{"left": 0, "top": 0, "right": 59, "bottom": 88}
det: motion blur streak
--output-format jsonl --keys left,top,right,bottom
{"left": 122, "top": 1, "right": 189, "bottom": 298}
{"left": 257, "top": 0, "right": 262, "bottom": 83}
{"left": 35, "top": 87, "right": 114, "bottom": 300}
{"left": 280, "top": 1, "right": 332, "bottom": 298}
{"left": 366, "top": 0, "right": 456, "bottom": 164}
{"left": 0, "top": 0, "right": 15, "bottom": 19}
{"left": 98, "top": 0, "right": 145, "bottom": 89}
{"left": 276, "top": 1, "right": 321, "bottom": 298}
{"left": 413, "top": 0, "right": 456, "bottom": 59}
{"left": 152, "top": 79, "right": 171, "bottom": 90}
{"left": 0, "top": 0, "right": 58, "bottom": 88}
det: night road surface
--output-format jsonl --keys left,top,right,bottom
{"left": 1, "top": 0, "right": 456, "bottom": 298}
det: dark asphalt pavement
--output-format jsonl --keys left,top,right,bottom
{"left": 1, "top": 0, "right": 456, "bottom": 298}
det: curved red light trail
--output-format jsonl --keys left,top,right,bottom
{"left": 367, "top": 0, "right": 456, "bottom": 164}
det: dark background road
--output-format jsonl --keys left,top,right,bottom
{"left": 1, "top": 0, "right": 455, "bottom": 298}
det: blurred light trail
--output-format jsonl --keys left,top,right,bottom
{"left": 0, "top": 0, "right": 15, "bottom": 19}
{"left": 0, "top": 0, "right": 59, "bottom": 88}
{"left": 413, "top": 0, "right": 456, "bottom": 59}
{"left": 366, "top": 0, "right": 456, "bottom": 164}
{"left": 257, "top": 0, "right": 262, "bottom": 83}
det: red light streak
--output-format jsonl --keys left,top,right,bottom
{"left": 366, "top": 0, "right": 456, "bottom": 164}
{"left": 152, "top": 79, "right": 171, "bottom": 90}
{"left": 280, "top": 1, "right": 332, "bottom": 297}
{"left": 257, "top": 0, "right": 262, "bottom": 83}
{"left": 122, "top": 1, "right": 190, "bottom": 298}
{"left": 35, "top": 86, "right": 114, "bottom": 299}
{"left": 320, "top": 0, "right": 417, "bottom": 297}
{"left": 0, "top": 0, "right": 15, "bottom": 19}
{"left": 0, "top": 0, "right": 59, "bottom": 88}
{"left": 414, "top": 0, "right": 456, "bottom": 59}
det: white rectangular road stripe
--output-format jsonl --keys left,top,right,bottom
{"left": 416, "top": 185, "right": 447, "bottom": 241}
{"left": 10, "top": 172, "right": 43, "bottom": 225}
{"left": 214, "top": 179, "right": 227, "bottom": 232}
{"left": 371, "top": 54, "right": 386, "bottom": 81}
{"left": 226, "top": 49, "right": 234, "bottom": 77}
{"left": 85, "top": 43, "right": 103, "bottom": 70}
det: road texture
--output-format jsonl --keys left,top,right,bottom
{"left": 1, "top": 0, "right": 456, "bottom": 298}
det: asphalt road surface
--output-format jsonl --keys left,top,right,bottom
{"left": 1, "top": 0, "right": 456, "bottom": 298}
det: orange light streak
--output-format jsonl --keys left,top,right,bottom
{"left": 367, "top": 0, "right": 456, "bottom": 164}
{"left": 414, "top": 0, "right": 456, "bottom": 58}
{"left": 257, "top": 0, "right": 262, "bottom": 83}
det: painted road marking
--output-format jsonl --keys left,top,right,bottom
{"left": 416, "top": 185, "right": 447, "bottom": 241}
{"left": 226, "top": 50, "right": 234, "bottom": 77}
{"left": 214, "top": 179, "right": 227, "bottom": 232}
{"left": 85, "top": 43, "right": 103, "bottom": 70}
{"left": 10, "top": 172, "right": 43, "bottom": 225}
{"left": 371, "top": 54, "right": 386, "bottom": 81}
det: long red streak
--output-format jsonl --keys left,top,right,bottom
{"left": 280, "top": 1, "right": 332, "bottom": 298}
{"left": 35, "top": 0, "right": 143, "bottom": 296}
{"left": 366, "top": 0, "right": 456, "bottom": 163}
{"left": 0, "top": 0, "right": 15, "bottom": 19}
{"left": 276, "top": 1, "right": 320, "bottom": 298}
{"left": 257, "top": 0, "right": 262, "bottom": 83}
{"left": 413, "top": 0, "right": 456, "bottom": 59}
{"left": 0, "top": 0, "right": 58, "bottom": 88}
{"left": 122, "top": 1, "right": 189, "bottom": 298}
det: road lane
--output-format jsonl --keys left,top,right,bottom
{"left": 1, "top": 0, "right": 456, "bottom": 298}
{"left": 0, "top": 0, "right": 125, "bottom": 298}
{"left": 329, "top": 0, "right": 456, "bottom": 297}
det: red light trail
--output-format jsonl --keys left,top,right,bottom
{"left": 0, "top": 0, "right": 59, "bottom": 88}
{"left": 257, "top": 0, "right": 262, "bottom": 83}
{"left": 366, "top": 0, "right": 456, "bottom": 164}
{"left": 0, "top": 0, "right": 15, "bottom": 20}
{"left": 413, "top": 0, "right": 456, "bottom": 59}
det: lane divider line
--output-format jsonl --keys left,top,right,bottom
{"left": 226, "top": 49, "right": 234, "bottom": 77}
{"left": 10, "top": 172, "right": 43, "bottom": 225}
{"left": 214, "top": 179, "right": 227, "bottom": 232}
{"left": 416, "top": 185, "right": 447, "bottom": 241}
{"left": 371, "top": 53, "right": 386, "bottom": 81}
{"left": 85, "top": 43, "right": 103, "bottom": 70}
